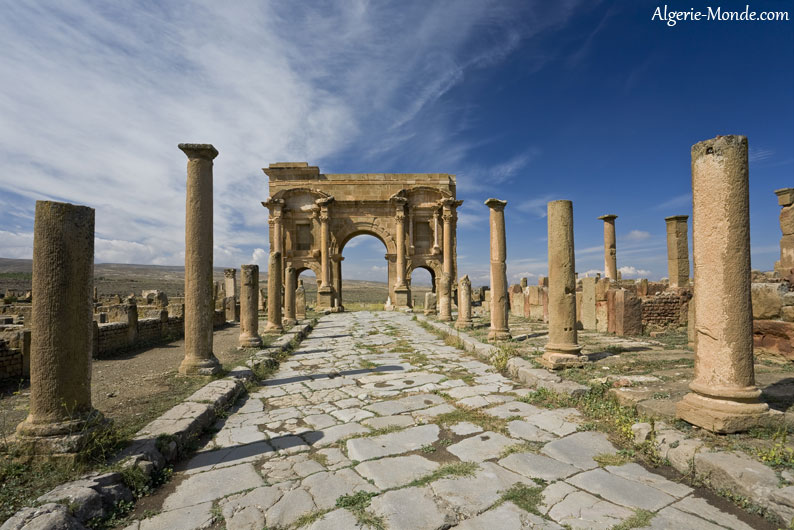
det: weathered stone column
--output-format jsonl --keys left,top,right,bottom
{"left": 316, "top": 197, "right": 334, "bottom": 309}
{"left": 485, "top": 198, "right": 511, "bottom": 341}
{"left": 541, "top": 200, "right": 583, "bottom": 369}
{"left": 676, "top": 135, "right": 769, "bottom": 433}
{"left": 283, "top": 265, "right": 297, "bottom": 328}
{"left": 774, "top": 188, "right": 794, "bottom": 279}
{"left": 665, "top": 215, "right": 690, "bottom": 288}
{"left": 178, "top": 144, "right": 221, "bottom": 375}
{"left": 265, "top": 251, "right": 283, "bottom": 333}
{"left": 438, "top": 199, "right": 461, "bottom": 321}
{"left": 432, "top": 208, "right": 441, "bottom": 254}
{"left": 295, "top": 280, "right": 307, "bottom": 320}
{"left": 16, "top": 201, "right": 104, "bottom": 453}
{"left": 455, "top": 275, "right": 473, "bottom": 329}
{"left": 224, "top": 268, "right": 237, "bottom": 298}
{"left": 239, "top": 265, "right": 262, "bottom": 348}
{"left": 332, "top": 255, "right": 344, "bottom": 311}
{"left": 598, "top": 214, "right": 618, "bottom": 281}
{"left": 393, "top": 197, "right": 410, "bottom": 308}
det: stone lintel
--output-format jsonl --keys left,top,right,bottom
{"left": 178, "top": 143, "right": 218, "bottom": 160}
{"left": 665, "top": 214, "right": 689, "bottom": 222}
{"left": 775, "top": 187, "right": 794, "bottom": 207}
{"left": 598, "top": 214, "right": 618, "bottom": 221}
{"left": 484, "top": 198, "right": 507, "bottom": 211}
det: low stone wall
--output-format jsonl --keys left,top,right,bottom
{"left": 753, "top": 320, "right": 794, "bottom": 361}
{"left": 641, "top": 289, "right": 691, "bottom": 329}
{"left": 0, "top": 327, "right": 30, "bottom": 380}
{"left": 0, "top": 304, "right": 31, "bottom": 323}
{"left": 0, "top": 339, "right": 22, "bottom": 380}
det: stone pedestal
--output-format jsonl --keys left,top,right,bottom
{"left": 424, "top": 292, "right": 437, "bottom": 315}
{"left": 598, "top": 214, "right": 618, "bottom": 281}
{"left": 239, "top": 265, "right": 262, "bottom": 348}
{"left": 295, "top": 280, "right": 306, "bottom": 320}
{"left": 665, "top": 215, "right": 690, "bottom": 288}
{"left": 283, "top": 266, "right": 297, "bottom": 328}
{"left": 16, "top": 201, "right": 105, "bottom": 454}
{"left": 775, "top": 188, "right": 794, "bottom": 279}
{"left": 542, "top": 200, "right": 583, "bottom": 369}
{"left": 265, "top": 252, "right": 283, "bottom": 334}
{"left": 178, "top": 144, "right": 221, "bottom": 375}
{"left": 485, "top": 199, "right": 511, "bottom": 341}
{"left": 455, "top": 275, "right": 473, "bottom": 329}
{"left": 676, "top": 135, "right": 769, "bottom": 433}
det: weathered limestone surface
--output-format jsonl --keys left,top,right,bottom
{"left": 455, "top": 275, "right": 473, "bottom": 329}
{"left": 676, "top": 135, "right": 770, "bottom": 433}
{"left": 423, "top": 292, "right": 437, "bottom": 316}
{"left": 295, "top": 280, "right": 306, "bottom": 320}
{"left": 179, "top": 143, "right": 221, "bottom": 375}
{"left": 542, "top": 200, "right": 582, "bottom": 369}
{"left": 775, "top": 187, "right": 794, "bottom": 280}
{"left": 598, "top": 214, "right": 618, "bottom": 280}
{"left": 265, "top": 252, "right": 283, "bottom": 334}
{"left": 580, "top": 277, "right": 596, "bottom": 330}
{"left": 283, "top": 266, "right": 297, "bottom": 328}
{"left": 224, "top": 268, "right": 237, "bottom": 299}
{"left": 16, "top": 201, "right": 103, "bottom": 453}
{"left": 485, "top": 199, "right": 510, "bottom": 341}
{"left": 239, "top": 265, "right": 262, "bottom": 348}
{"left": 665, "top": 215, "right": 690, "bottom": 288}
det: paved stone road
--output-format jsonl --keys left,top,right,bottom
{"left": 124, "top": 312, "right": 757, "bottom": 530}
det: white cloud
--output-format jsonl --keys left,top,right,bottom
{"left": 252, "top": 248, "right": 268, "bottom": 268}
{"left": 0, "top": 230, "right": 33, "bottom": 259}
{"left": 749, "top": 147, "right": 774, "bottom": 162}
{"left": 624, "top": 230, "right": 651, "bottom": 241}
{"left": 515, "top": 194, "right": 558, "bottom": 218}
{"left": 654, "top": 193, "right": 691, "bottom": 211}
{"left": 618, "top": 265, "right": 651, "bottom": 278}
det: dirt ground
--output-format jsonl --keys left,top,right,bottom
{"left": 0, "top": 323, "right": 253, "bottom": 440}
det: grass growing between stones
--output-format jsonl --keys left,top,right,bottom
{"left": 593, "top": 450, "right": 633, "bottom": 467}
{"left": 499, "top": 441, "right": 543, "bottom": 459}
{"left": 436, "top": 408, "right": 509, "bottom": 434}
{"left": 335, "top": 491, "right": 385, "bottom": 530}
{"left": 407, "top": 461, "right": 479, "bottom": 487}
{"left": 497, "top": 482, "right": 544, "bottom": 515}
{"left": 400, "top": 352, "right": 429, "bottom": 365}
{"left": 611, "top": 509, "right": 655, "bottom": 530}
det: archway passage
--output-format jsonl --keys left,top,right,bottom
{"left": 339, "top": 233, "right": 389, "bottom": 309}
{"left": 407, "top": 265, "right": 435, "bottom": 311}
{"left": 263, "top": 163, "right": 461, "bottom": 311}
{"left": 295, "top": 268, "right": 318, "bottom": 314}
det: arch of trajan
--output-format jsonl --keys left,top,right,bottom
{"left": 262, "top": 162, "right": 462, "bottom": 311}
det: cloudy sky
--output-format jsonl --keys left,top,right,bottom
{"left": 0, "top": 1, "right": 791, "bottom": 286}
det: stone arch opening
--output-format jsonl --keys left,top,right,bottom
{"left": 339, "top": 233, "right": 389, "bottom": 308}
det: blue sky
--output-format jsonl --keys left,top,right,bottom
{"left": 0, "top": 1, "right": 791, "bottom": 287}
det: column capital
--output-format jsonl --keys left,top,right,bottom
{"left": 315, "top": 196, "right": 335, "bottom": 207}
{"left": 224, "top": 268, "right": 236, "bottom": 278}
{"left": 775, "top": 187, "right": 794, "bottom": 207}
{"left": 598, "top": 214, "right": 618, "bottom": 222}
{"left": 261, "top": 197, "right": 285, "bottom": 211}
{"left": 391, "top": 196, "right": 408, "bottom": 206}
{"left": 178, "top": 143, "right": 218, "bottom": 160}
{"left": 484, "top": 198, "right": 507, "bottom": 211}
{"left": 665, "top": 214, "right": 689, "bottom": 222}
{"left": 396, "top": 211, "right": 406, "bottom": 221}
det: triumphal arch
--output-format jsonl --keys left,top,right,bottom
{"left": 262, "top": 162, "right": 461, "bottom": 310}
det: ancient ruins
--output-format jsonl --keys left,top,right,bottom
{"left": 1, "top": 136, "right": 793, "bottom": 529}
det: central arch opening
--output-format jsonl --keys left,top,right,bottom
{"left": 339, "top": 233, "right": 390, "bottom": 310}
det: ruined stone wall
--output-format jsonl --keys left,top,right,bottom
{"left": 0, "top": 339, "right": 22, "bottom": 380}
{"left": 0, "top": 304, "right": 31, "bottom": 322}
{"left": 641, "top": 290, "right": 691, "bottom": 328}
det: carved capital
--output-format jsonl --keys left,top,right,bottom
{"left": 178, "top": 143, "right": 218, "bottom": 160}
{"left": 484, "top": 198, "right": 507, "bottom": 212}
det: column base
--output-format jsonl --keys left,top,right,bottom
{"left": 16, "top": 409, "right": 109, "bottom": 456}
{"left": 455, "top": 319, "right": 473, "bottom": 330}
{"left": 488, "top": 328, "right": 511, "bottom": 342}
{"left": 238, "top": 334, "right": 263, "bottom": 348}
{"left": 317, "top": 286, "right": 334, "bottom": 309}
{"left": 540, "top": 343, "right": 585, "bottom": 370}
{"left": 282, "top": 318, "right": 298, "bottom": 328}
{"left": 676, "top": 390, "right": 770, "bottom": 434}
{"left": 263, "top": 322, "right": 283, "bottom": 334}
{"left": 179, "top": 355, "right": 222, "bottom": 375}
{"left": 393, "top": 286, "right": 411, "bottom": 310}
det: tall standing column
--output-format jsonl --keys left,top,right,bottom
{"left": 265, "top": 251, "right": 283, "bottom": 333}
{"left": 16, "top": 201, "right": 104, "bottom": 453}
{"left": 332, "top": 256, "right": 344, "bottom": 311}
{"left": 283, "top": 265, "right": 297, "bottom": 328}
{"left": 455, "top": 275, "right": 473, "bottom": 330}
{"left": 393, "top": 197, "right": 410, "bottom": 308}
{"left": 316, "top": 197, "right": 334, "bottom": 309}
{"left": 598, "top": 214, "right": 618, "bottom": 281}
{"left": 676, "top": 135, "right": 769, "bottom": 433}
{"left": 239, "top": 265, "right": 262, "bottom": 347}
{"left": 774, "top": 188, "right": 794, "bottom": 279}
{"left": 438, "top": 199, "right": 460, "bottom": 321}
{"left": 485, "top": 198, "right": 511, "bottom": 341}
{"left": 541, "top": 200, "right": 583, "bottom": 369}
{"left": 432, "top": 209, "right": 441, "bottom": 254}
{"left": 178, "top": 144, "right": 221, "bottom": 375}
{"left": 665, "top": 215, "right": 690, "bottom": 288}
{"left": 224, "top": 268, "right": 237, "bottom": 298}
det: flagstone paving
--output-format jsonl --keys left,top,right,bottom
{"left": 123, "top": 311, "right": 759, "bottom": 530}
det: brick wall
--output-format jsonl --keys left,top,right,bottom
{"left": 641, "top": 289, "right": 692, "bottom": 328}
